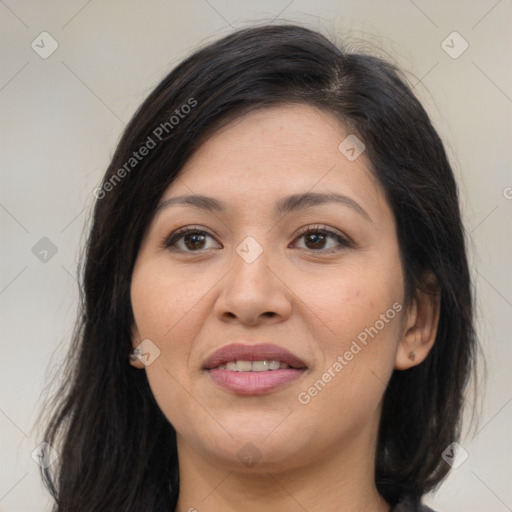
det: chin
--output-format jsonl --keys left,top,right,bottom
{"left": 194, "top": 421, "right": 311, "bottom": 473}
{"left": 212, "top": 440, "right": 308, "bottom": 473}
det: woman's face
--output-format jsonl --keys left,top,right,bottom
{"left": 130, "top": 104, "right": 413, "bottom": 472}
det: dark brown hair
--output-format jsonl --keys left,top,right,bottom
{"left": 41, "top": 23, "right": 476, "bottom": 511}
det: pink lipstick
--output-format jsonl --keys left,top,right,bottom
{"left": 203, "top": 343, "right": 307, "bottom": 395}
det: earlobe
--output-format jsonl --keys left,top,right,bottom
{"left": 129, "top": 349, "right": 145, "bottom": 369}
{"left": 129, "top": 325, "right": 145, "bottom": 369}
{"left": 395, "top": 280, "right": 440, "bottom": 370}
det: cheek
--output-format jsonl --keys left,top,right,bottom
{"left": 131, "top": 258, "right": 210, "bottom": 342}
{"left": 130, "top": 259, "right": 204, "bottom": 407}
{"left": 291, "top": 255, "right": 404, "bottom": 344}
{"left": 289, "top": 253, "right": 404, "bottom": 401}
{"left": 130, "top": 261, "right": 207, "bottom": 430}
{"left": 292, "top": 282, "right": 403, "bottom": 440}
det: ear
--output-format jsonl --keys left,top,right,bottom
{"left": 129, "top": 325, "right": 145, "bottom": 370}
{"left": 395, "top": 274, "right": 440, "bottom": 370}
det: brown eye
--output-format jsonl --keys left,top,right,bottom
{"left": 183, "top": 232, "right": 207, "bottom": 250}
{"left": 304, "top": 232, "right": 328, "bottom": 250}
{"left": 292, "top": 226, "right": 350, "bottom": 253}
{"left": 165, "top": 228, "right": 221, "bottom": 252}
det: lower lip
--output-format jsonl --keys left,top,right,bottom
{"left": 207, "top": 368, "right": 305, "bottom": 395}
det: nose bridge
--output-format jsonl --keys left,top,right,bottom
{"left": 214, "top": 234, "right": 291, "bottom": 323}
{"left": 230, "top": 233, "right": 276, "bottom": 296}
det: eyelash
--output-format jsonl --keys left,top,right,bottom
{"left": 293, "top": 225, "right": 351, "bottom": 253}
{"left": 163, "top": 224, "right": 351, "bottom": 254}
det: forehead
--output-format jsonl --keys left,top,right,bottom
{"left": 164, "top": 104, "right": 388, "bottom": 220}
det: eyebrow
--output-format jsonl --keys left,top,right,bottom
{"left": 156, "top": 192, "right": 372, "bottom": 222}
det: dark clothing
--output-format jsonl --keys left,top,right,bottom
{"left": 390, "top": 498, "right": 437, "bottom": 511}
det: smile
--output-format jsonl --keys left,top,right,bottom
{"left": 203, "top": 342, "right": 308, "bottom": 395}
{"left": 214, "top": 360, "right": 291, "bottom": 371}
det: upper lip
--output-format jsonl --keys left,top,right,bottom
{"left": 203, "top": 343, "right": 307, "bottom": 370}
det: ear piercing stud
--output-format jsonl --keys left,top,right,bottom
{"left": 129, "top": 348, "right": 142, "bottom": 362}
{"left": 408, "top": 351, "right": 416, "bottom": 362}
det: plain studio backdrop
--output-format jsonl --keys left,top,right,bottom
{"left": 0, "top": 1, "right": 511, "bottom": 511}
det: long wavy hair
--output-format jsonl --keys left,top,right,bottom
{"left": 40, "top": 23, "right": 477, "bottom": 511}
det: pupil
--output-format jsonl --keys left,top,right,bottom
{"left": 185, "top": 233, "right": 205, "bottom": 250}
{"left": 307, "top": 232, "right": 325, "bottom": 249}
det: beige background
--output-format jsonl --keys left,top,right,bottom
{"left": 1, "top": 1, "right": 511, "bottom": 511}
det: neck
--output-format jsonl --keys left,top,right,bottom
{"left": 174, "top": 423, "right": 390, "bottom": 512}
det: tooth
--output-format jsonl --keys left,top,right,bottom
{"left": 219, "top": 360, "right": 291, "bottom": 371}
{"left": 236, "top": 360, "right": 252, "bottom": 372}
{"left": 251, "top": 360, "right": 269, "bottom": 372}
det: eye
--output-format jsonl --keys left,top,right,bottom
{"left": 291, "top": 225, "right": 351, "bottom": 253}
{"left": 164, "top": 226, "right": 221, "bottom": 252}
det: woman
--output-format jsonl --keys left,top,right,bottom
{"left": 41, "top": 24, "right": 476, "bottom": 511}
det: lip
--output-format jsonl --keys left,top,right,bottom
{"left": 203, "top": 343, "right": 307, "bottom": 396}
{"left": 208, "top": 368, "right": 305, "bottom": 395}
{"left": 202, "top": 343, "right": 307, "bottom": 370}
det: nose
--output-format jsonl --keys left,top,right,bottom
{"left": 213, "top": 242, "right": 292, "bottom": 326}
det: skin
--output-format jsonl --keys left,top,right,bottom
{"left": 130, "top": 104, "right": 439, "bottom": 512}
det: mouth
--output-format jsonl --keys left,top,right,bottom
{"left": 203, "top": 343, "right": 307, "bottom": 395}
{"left": 214, "top": 360, "right": 296, "bottom": 371}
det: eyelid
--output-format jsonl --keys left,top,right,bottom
{"left": 291, "top": 224, "right": 353, "bottom": 251}
{"left": 163, "top": 225, "right": 221, "bottom": 250}
{"left": 163, "top": 223, "right": 352, "bottom": 253}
